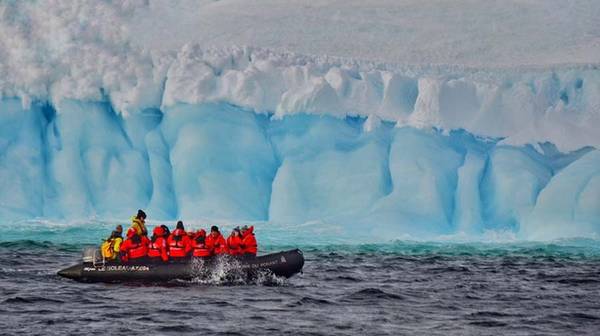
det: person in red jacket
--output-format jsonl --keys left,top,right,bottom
{"left": 148, "top": 226, "right": 169, "bottom": 262}
{"left": 120, "top": 228, "right": 150, "bottom": 262}
{"left": 227, "top": 227, "right": 243, "bottom": 256}
{"left": 191, "top": 229, "right": 211, "bottom": 257}
{"left": 205, "top": 226, "right": 228, "bottom": 255}
{"left": 167, "top": 221, "right": 191, "bottom": 259}
{"left": 240, "top": 225, "right": 257, "bottom": 256}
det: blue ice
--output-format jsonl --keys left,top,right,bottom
{"left": 0, "top": 98, "right": 597, "bottom": 240}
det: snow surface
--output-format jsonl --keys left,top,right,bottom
{"left": 129, "top": 0, "right": 600, "bottom": 67}
{"left": 0, "top": 1, "right": 599, "bottom": 240}
{"left": 1, "top": 0, "right": 600, "bottom": 150}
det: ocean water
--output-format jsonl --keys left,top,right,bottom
{"left": 1, "top": 221, "right": 600, "bottom": 335}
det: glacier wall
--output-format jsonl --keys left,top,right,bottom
{"left": 1, "top": 97, "right": 598, "bottom": 240}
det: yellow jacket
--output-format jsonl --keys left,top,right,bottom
{"left": 101, "top": 237, "right": 123, "bottom": 260}
{"left": 130, "top": 217, "right": 147, "bottom": 236}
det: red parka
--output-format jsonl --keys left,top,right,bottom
{"left": 167, "top": 228, "right": 192, "bottom": 258}
{"left": 241, "top": 226, "right": 257, "bottom": 256}
{"left": 191, "top": 230, "right": 211, "bottom": 257}
{"left": 120, "top": 228, "right": 150, "bottom": 262}
{"left": 206, "top": 232, "right": 228, "bottom": 255}
{"left": 227, "top": 234, "right": 243, "bottom": 256}
{"left": 148, "top": 226, "right": 169, "bottom": 262}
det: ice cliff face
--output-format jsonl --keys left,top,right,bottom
{"left": 1, "top": 1, "right": 599, "bottom": 240}
{"left": 0, "top": 96, "right": 598, "bottom": 240}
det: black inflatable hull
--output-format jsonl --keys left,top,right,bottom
{"left": 58, "top": 249, "right": 304, "bottom": 283}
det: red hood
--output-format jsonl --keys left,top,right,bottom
{"left": 152, "top": 226, "right": 165, "bottom": 237}
{"left": 243, "top": 226, "right": 254, "bottom": 237}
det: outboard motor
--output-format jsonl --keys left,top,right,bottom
{"left": 82, "top": 247, "right": 103, "bottom": 265}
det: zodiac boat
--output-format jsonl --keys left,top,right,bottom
{"left": 58, "top": 248, "right": 304, "bottom": 283}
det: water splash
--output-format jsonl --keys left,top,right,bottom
{"left": 187, "top": 256, "right": 287, "bottom": 286}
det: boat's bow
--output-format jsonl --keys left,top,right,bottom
{"left": 57, "top": 264, "right": 83, "bottom": 280}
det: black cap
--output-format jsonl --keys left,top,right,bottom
{"left": 137, "top": 209, "right": 146, "bottom": 219}
{"left": 211, "top": 225, "right": 219, "bottom": 232}
{"left": 176, "top": 221, "right": 184, "bottom": 230}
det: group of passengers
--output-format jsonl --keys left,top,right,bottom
{"left": 101, "top": 210, "right": 257, "bottom": 262}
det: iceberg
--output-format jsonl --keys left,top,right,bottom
{"left": 0, "top": 0, "right": 599, "bottom": 240}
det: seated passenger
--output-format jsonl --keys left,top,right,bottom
{"left": 120, "top": 228, "right": 150, "bottom": 262}
{"left": 240, "top": 225, "right": 257, "bottom": 256}
{"left": 167, "top": 221, "right": 192, "bottom": 259}
{"left": 148, "top": 226, "right": 169, "bottom": 262}
{"left": 160, "top": 224, "right": 171, "bottom": 237}
{"left": 205, "top": 226, "right": 228, "bottom": 255}
{"left": 129, "top": 209, "right": 148, "bottom": 237}
{"left": 227, "top": 227, "right": 243, "bottom": 256}
{"left": 191, "top": 229, "right": 211, "bottom": 257}
{"left": 101, "top": 225, "right": 123, "bottom": 260}
{"left": 191, "top": 229, "right": 206, "bottom": 240}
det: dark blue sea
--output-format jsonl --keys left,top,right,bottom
{"left": 1, "top": 222, "right": 600, "bottom": 335}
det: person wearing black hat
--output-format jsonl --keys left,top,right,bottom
{"left": 129, "top": 209, "right": 148, "bottom": 237}
{"left": 205, "top": 225, "right": 228, "bottom": 255}
{"left": 167, "top": 220, "right": 192, "bottom": 258}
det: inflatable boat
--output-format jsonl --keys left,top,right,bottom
{"left": 58, "top": 248, "right": 304, "bottom": 283}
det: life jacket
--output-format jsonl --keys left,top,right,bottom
{"left": 130, "top": 217, "right": 147, "bottom": 236}
{"left": 191, "top": 236, "right": 211, "bottom": 257}
{"left": 206, "top": 233, "right": 228, "bottom": 255}
{"left": 129, "top": 241, "right": 148, "bottom": 259}
{"left": 121, "top": 235, "right": 149, "bottom": 261}
{"left": 148, "top": 226, "right": 168, "bottom": 261}
{"left": 241, "top": 226, "right": 257, "bottom": 255}
{"left": 100, "top": 236, "right": 122, "bottom": 260}
{"left": 167, "top": 229, "right": 191, "bottom": 258}
{"left": 227, "top": 235, "right": 243, "bottom": 256}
